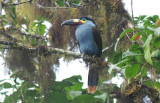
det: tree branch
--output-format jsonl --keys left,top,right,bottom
{"left": 0, "top": 40, "right": 14, "bottom": 45}
{"left": 37, "top": 3, "right": 81, "bottom": 9}
{"left": 6, "top": 26, "right": 48, "bottom": 40}
{"left": 2, "top": 0, "right": 32, "bottom": 6}
{"left": 0, "top": 39, "right": 125, "bottom": 76}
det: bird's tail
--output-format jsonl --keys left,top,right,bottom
{"left": 88, "top": 63, "right": 99, "bottom": 94}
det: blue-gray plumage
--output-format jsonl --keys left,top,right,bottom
{"left": 75, "top": 21, "right": 99, "bottom": 55}
{"left": 61, "top": 17, "right": 102, "bottom": 93}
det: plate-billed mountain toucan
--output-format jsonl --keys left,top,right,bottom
{"left": 61, "top": 17, "right": 102, "bottom": 93}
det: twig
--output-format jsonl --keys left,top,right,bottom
{"left": 2, "top": 0, "right": 32, "bottom": 6}
{"left": 37, "top": 3, "right": 81, "bottom": 9}
{"left": 131, "top": 0, "right": 134, "bottom": 25}
{"left": 0, "top": 0, "right": 2, "bottom": 19}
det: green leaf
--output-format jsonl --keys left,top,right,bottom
{"left": 154, "top": 81, "right": 160, "bottom": 92}
{"left": 143, "top": 34, "right": 153, "bottom": 65}
{"left": 148, "top": 15, "right": 159, "bottom": 23}
{"left": 4, "top": 91, "right": 19, "bottom": 103}
{"left": 0, "top": 82, "right": 12, "bottom": 88}
{"left": 52, "top": 81, "right": 71, "bottom": 91}
{"left": 56, "top": 0, "right": 64, "bottom": 7}
{"left": 148, "top": 27, "right": 160, "bottom": 37}
{"left": 114, "top": 29, "right": 134, "bottom": 51}
{"left": 71, "top": 82, "right": 83, "bottom": 91}
{"left": 154, "top": 38, "right": 160, "bottom": 48}
{"left": 125, "top": 64, "right": 140, "bottom": 79}
{"left": 47, "top": 92, "right": 70, "bottom": 103}
{"left": 153, "top": 62, "right": 160, "bottom": 74}
{"left": 39, "top": 24, "right": 45, "bottom": 35}
{"left": 68, "top": 91, "right": 82, "bottom": 100}
{"left": 108, "top": 59, "right": 128, "bottom": 74}
{"left": 72, "top": 94, "right": 102, "bottom": 103}
{"left": 141, "top": 64, "right": 147, "bottom": 78}
{"left": 72, "top": 0, "right": 81, "bottom": 4}
{"left": 151, "top": 49, "right": 160, "bottom": 58}
{"left": 120, "top": 29, "right": 135, "bottom": 39}
{"left": 122, "top": 51, "right": 142, "bottom": 59}
{"left": 131, "top": 32, "right": 141, "bottom": 41}
{"left": 94, "top": 93, "right": 107, "bottom": 102}
{"left": 63, "top": 75, "right": 82, "bottom": 83}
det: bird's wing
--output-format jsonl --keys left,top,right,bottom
{"left": 92, "top": 27, "right": 102, "bottom": 57}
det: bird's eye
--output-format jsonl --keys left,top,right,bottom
{"left": 82, "top": 18, "right": 87, "bottom": 21}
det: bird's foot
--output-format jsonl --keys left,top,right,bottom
{"left": 82, "top": 54, "right": 87, "bottom": 61}
{"left": 91, "top": 55, "right": 96, "bottom": 61}
{"left": 82, "top": 54, "right": 96, "bottom": 63}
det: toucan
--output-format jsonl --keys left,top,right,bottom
{"left": 61, "top": 17, "right": 102, "bottom": 93}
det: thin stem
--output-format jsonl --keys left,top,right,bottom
{"left": 131, "top": 0, "right": 134, "bottom": 25}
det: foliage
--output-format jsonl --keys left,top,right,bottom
{"left": 0, "top": 0, "right": 160, "bottom": 103}
{"left": 114, "top": 15, "right": 160, "bottom": 91}
{"left": 0, "top": 75, "right": 105, "bottom": 103}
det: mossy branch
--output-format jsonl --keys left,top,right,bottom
{"left": 6, "top": 26, "right": 48, "bottom": 40}
{"left": 2, "top": 0, "right": 32, "bottom": 6}
{"left": 0, "top": 39, "right": 125, "bottom": 76}
{"left": 37, "top": 3, "right": 81, "bottom": 9}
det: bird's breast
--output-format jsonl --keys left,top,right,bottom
{"left": 75, "top": 25, "right": 98, "bottom": 55}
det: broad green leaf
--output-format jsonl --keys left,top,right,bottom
{"left": 56, "top": 0, "right": 64, "bottom": 7}
{"left": 154, "top": 81, "right": 160, "bottom": 92}
{"left": 94, "top": 93, "right": 107, "bottom": 102}
{"left": 153, "top": 62, "right": 160, "bottom": 74}
{"left": 65, "top": 82, "right": 83, "bottom": 92}
{"left": 119, "top": 29, "right": 135, "bottom": 39}
{"left": 39, "top": 24, "right": 45, "bottom": 35}
{"left": 63, "top": 75, "right": 82, "bottom": 83}
{"left": 141, "top": 64, "right": 147, "bottom": 78}
{"left": 114, "top": 29, "right": 134, "bottom": 51}
{"left": 122, "top": 51, "right": 142, "bottom": 59}
{"left": 47, "top": 92, "right": 70, "bottom": 103}
{"left": 131, "top": 32, "right": 141, "bottom": 41}
{"left": 147, "top": 15, "right": 159, "bottom": 23}
{"left": 0, "top": 82, "right": 12, "bottom": 88}
{"left": 151, "top": 49, "right": 160, "bottom": 58}
{"left": 143, "top": 34, "right": 153, "bottom": 65}
{"left": 68, "top": 91, "right": 82, "bottom": 100}
{"left": 71, "top": 82, "right": 83, "bottom": 91}
{"left": 72, "top": 94, "right": 102, "bottom": 103}
{"left": 154, "top": 38, "right": 160, "bottom": 48}
{"left": 1, "top": 91, "right": 8, "bottom": 95}
{"left": 71, "top": 0, "right": 81, "bottom": 4}
{"left": 125, "top": 64, "right": 140, "bottom": 79}
{"left": 129, "top": 44, "right": 140, "bottom": 51}
{"left": 26, "top": 90, "right": 38, "bottom": 97}
{"left": 137, "top": 15, "right": 147, "bottom": 21}
{"left": 4, "top": 91, "right": 19, "bottom": 103}
{"left": 148, "top": 27, "right": 160, "bottom": 37}
{"left": 108, "top": 59, "right": 128, "bottom": 74}
{"left": 52, "top": 81, "right": 71, "bottom": 91}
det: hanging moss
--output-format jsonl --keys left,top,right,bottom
{"left": 2, "top": 0, "right": 134, "bottom": 99}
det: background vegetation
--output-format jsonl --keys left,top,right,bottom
{"left": 0, "top": 0, "right": 160, "bottom": 103}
